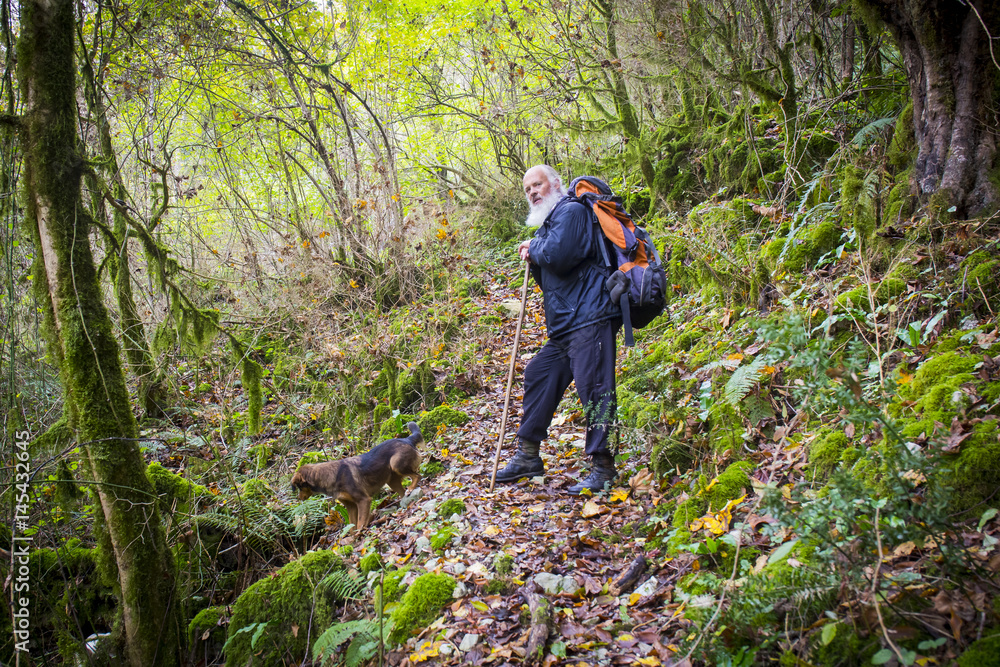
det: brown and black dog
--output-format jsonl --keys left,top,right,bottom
{"left": 290, "top": 422, "right": 423, "bottom": 531}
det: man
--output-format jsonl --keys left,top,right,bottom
{"left": 495, "top": 165, "right": 622, "bottom": 494}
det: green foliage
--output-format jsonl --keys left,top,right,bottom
{"left": 387, "top": 572, "right": 456, "bottom": 643}
{"left": 225, "top": 551, "right": 346, "bottom": 666}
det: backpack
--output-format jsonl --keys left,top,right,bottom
{"left": 567, "top": 176, "right": 667, "bottom": 347}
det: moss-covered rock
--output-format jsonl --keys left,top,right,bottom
{"left": 225, "top": 550, "right": 346, "bottom": 666}
{"left": 387, "top": 572, "right": 456, "bottom": 644}
{"left": 188, "top": 605, "right": 227, "bottom": 651}
{"left": 893, "top": 351, "right": 1000, "bottom": 512}
{"left": 767, "top": 220, "right": 844, "bottom": 273}
{"left": 417, "top": 405, "right": 470, "bottom": 439}
{"left": 835, "top": 279, "right": 906, "bottom": 311}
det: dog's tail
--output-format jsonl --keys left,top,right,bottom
{"left": 404, "top": 421, "right": 424, "bottom": 448}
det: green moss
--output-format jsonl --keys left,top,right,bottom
{"left": 894, "top": 351, "right": 1000, "bottom": 512}
{"left": 24, "top": 539, "right": 116, "bottom": 660}
{"left": 494, "top": 552, "right": 514, "bottom": 576}
{"left": 430, "top": 527, "right": 456, "bottom": 552}
{"left": 377, "top": 414, "right": 417, "bottom": 441}
{"left": 437, "top": 498, "right": 466, "bottom": 517}
{"left": 651, "top": 436, "right": 695, "bottom": 477}
{"left": 397, "top": 361, "right": 437, "bottom": 411}
{"left": 835, "top": 279, "right": 906, "bottom": 311}
{"left": 225, "top": 550, "right": 346, "bottom": 666}
{"left": 778, "top": 220, "right": 844, "bottom": 273}
{"left": 376, "top": 568, "right": 410, "bottom": 607}
{"left": 188, "top": 605, "right": 227, "bottom": 645}
{"left": 962, "top": 250, "right": 1000, "bottom": 302}
{"left": 808, "top": 429, "right": 850, "bottom": 479}
{"left": 417, "top": 405, "right": 470, "bottom": 439}
{"left": 359, "top": 552, "right": 383, "bottom": 574}
{"left": 146, "top": 462, "right": 208, "bottom": 514}
{"left": 958, "top": 633, "right": 1000, "bottom": 667}
{"left": 241, "top": 356, "right": 263, "bottom": 436}
{"left": 387, "top": 572, "right": 456, "bottom": 644}
{"left": 704, "top": 461, "right": 753, "bottom": 511}
{"left": 900, "top": 351, "right": 977, "bottom": 405}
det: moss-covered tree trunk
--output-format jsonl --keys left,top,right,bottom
{"left": 861, "top": 0, "right": 998, "bottom": 216}
{"left": 18, "top": 1, "right": 179, "bottom": 664}
{"left": 595, "top": 0, "right": 656, "bottom": 193}
{"left": 78, "top": 40, "right": 168, "bottom": 418}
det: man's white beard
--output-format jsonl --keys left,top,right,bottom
{"left": 525, "top": 190, "right": 563, "bottom": 227}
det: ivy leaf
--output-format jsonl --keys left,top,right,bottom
{"left": 871, "top": 648, "right": 894, "bottom": 665}
{"left": 978, "top": 507, "right": 998, "bottom": 532}
{"left": 767, "top": 539, "right": 798, "bottom": 565}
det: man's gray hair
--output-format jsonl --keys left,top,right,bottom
{"left": 526, "top": 164, "right": 566, "bottom": 197}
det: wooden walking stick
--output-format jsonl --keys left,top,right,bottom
{"left": 489, "top": 261, "right": 532, "bottom": 492}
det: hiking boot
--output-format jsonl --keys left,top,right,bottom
{"left": 567, "top": 453, "right": 616, "bottom": 494}
{"left": 495, "top": 439, "right": 544, "bottom": 483}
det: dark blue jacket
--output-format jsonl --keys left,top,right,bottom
{"left": 528, "top": 197, "right": 621, "bottom": 338}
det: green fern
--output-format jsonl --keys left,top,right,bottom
{"left": 851, "top": 116, "right": 896, "bottom": 147}
{"left": 723, "top": 358, "right": 769, "bottom": 406}
{"left": 312, "top": 617, "right": 395, "bottom": 667}
{"left": 319, "top": 569, "right": 367, "bottom": 601}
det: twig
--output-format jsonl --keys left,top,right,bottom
{"left": 872, "top": 506, "right": 906, "bottom": 663}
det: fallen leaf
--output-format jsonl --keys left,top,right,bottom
{"left": 581, "top": 500, "right": 604, "bottom": 518}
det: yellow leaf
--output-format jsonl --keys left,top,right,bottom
{"left": 636, "top": 658, "right": 661, "bottom": 666}
{"left": 897, "top": 371, "right": 914, "bottom": 385}
{"left": 609, "top": 488, "right": 630, "bottom": 503}
{"left": 628, "top": 592, "right": 642, "bottom": 606}
{"left": 726, "top": 353, "right": 744, "bottom": 361}
{"left": 410, "top": 640, "right": 442, "bottom": 663}
{"left": 471, "top": 600, "right": 489, "bottom": 612}
{"left": 484, "top": 525, "right": 500, "bottom": 537}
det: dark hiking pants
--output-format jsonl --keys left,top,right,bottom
{"left": 516, "top": 319, "right": 621, "bottom": 457}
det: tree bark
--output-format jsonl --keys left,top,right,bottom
{"left": 79, "top": 35, "right": 168, "bottom": 418}
{"left": 863, "top": 0, "right": 998, "bottom": 216}
{"left": 18, "top": 1, "right": 179, "bottom": 664}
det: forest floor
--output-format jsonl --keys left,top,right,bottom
{"left": 154, "top": 243, "right": 1000, "bottom": 667}
{"left": 271, "top": 261, "right": 699, "bottom": 666}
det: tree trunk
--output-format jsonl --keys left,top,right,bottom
{"left": 79, "top": 42, "right": 168, "bottom": 418}
{"left": 18, "top": 1, "right": 179, "bottom": 664}
{"left": 864, "top": 0, "right": 998, "bottom": 216}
